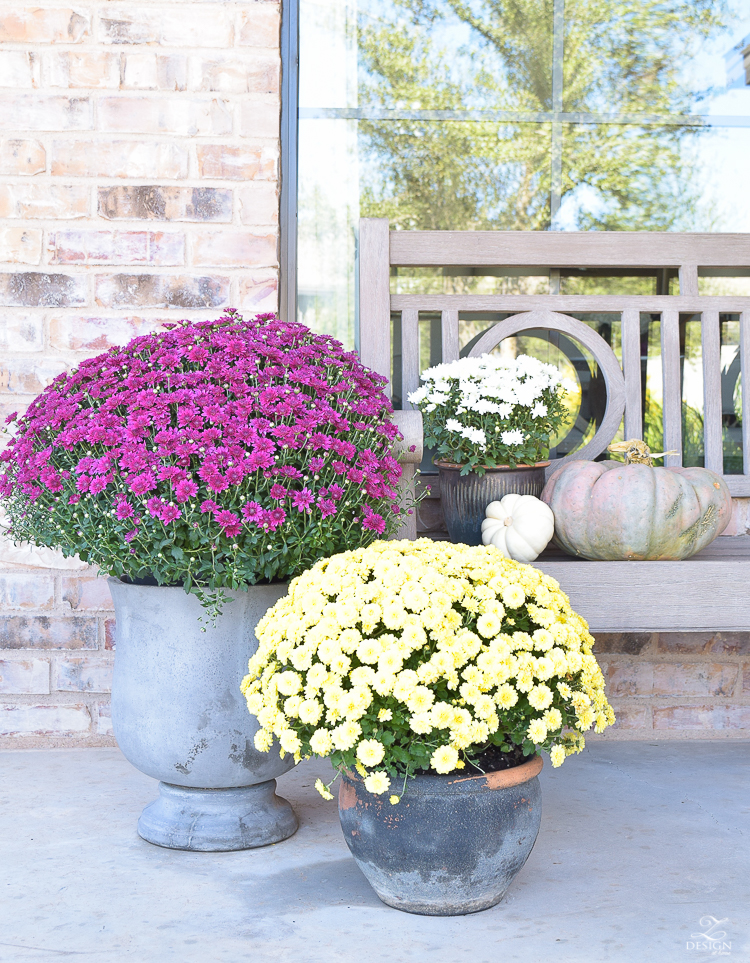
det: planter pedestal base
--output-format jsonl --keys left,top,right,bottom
{"left": 137, "top": 780, "right": 298, "bottom": 852}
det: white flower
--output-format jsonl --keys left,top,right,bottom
{"left": 531, "top": 402, "right": 548, "bottom": 418}
{"left": 462, "top": 426, "right": 487, "bottom": 446}
{"left": 501, "top": 429, "right": 524, "bottom": 445}
{"left": 445, "top": 418, "right": 464, "bottom": 433}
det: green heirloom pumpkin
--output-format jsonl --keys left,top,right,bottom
{"left": 540, "top": 441, "right": 732, "bottom": 561}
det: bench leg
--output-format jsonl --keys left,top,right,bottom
{"left": 391, "top": 464, "right": 417, "bottom": 541}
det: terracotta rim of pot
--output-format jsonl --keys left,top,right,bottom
{"left": 342, "top": 755, "right": 543, "bottom": 798}
{"left": 434, "top": 459, "right": 551, "bottom": 472}
{"left": 446, "top": 753, "right": 543, "bottom": 789}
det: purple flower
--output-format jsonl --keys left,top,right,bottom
{"left": 319, "top": 498, "right": 337, "bottom": 519}
{"left": 291, "top": 488, "right": 314, "bottom": 512}
{"left": 174, "top": 479, "right": 198, "bottom": 503}
{"left": 215, "top": 509, "right": 242, "bottom": 537}
{"left": 200, "top": 499, "right": 220, "bottom": 514}
{"left": 129, "top": 471, "right": 157, "bottom": 495}
{"left": 269, "top": 483, "right": 287, "bottom": 500}
{"left": 115, "top": 498, "right": 134, "bottom": 520}
{"left": 241, "top": 500, "right": 263, "bottom": 522}
{"left": 89, "top": 476, "right": 109, "bottom": 495}
{"left": 160, "top": 503, "right": 182, "bottom": 524}
{"left": 362, "top": 506, "right": 386, "bottom": 534}
{"left": 265, "top": 507, "right": 286, "bottom": 531}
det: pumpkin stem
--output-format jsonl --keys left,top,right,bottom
{"left": 607, "top": 439, "right": 680, "bottom": 466}
{"left": 607, "top": 439, "right": 654, "bottom": 466}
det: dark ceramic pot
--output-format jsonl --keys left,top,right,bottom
{"left": 436, "top": 460, "right": 549, "bottom": 545}
{"left": 338, "top": 756, "right": 543, "bottom": 916}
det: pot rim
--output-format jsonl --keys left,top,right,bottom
{"left": 342, "top": 754, "right": 543, "bottom": 797}
{"left": 434, "top": 459, "right": 551, "bottom": 472}
{"left": 107, "top": 577, "right": 289, "bottom": 591}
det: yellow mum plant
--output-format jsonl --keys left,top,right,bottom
{"left": 241, "top": 539, "right": 614, "bottom": 800}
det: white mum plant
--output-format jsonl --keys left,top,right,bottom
{"left": 408, "top": 353, "right": 567, "bottom": 473}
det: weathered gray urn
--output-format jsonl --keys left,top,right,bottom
{"left": 338, "top": 756, "right": 543, "bottom": 915}
{"left": 109, "top": 579, "right": 297, "bottom": 851}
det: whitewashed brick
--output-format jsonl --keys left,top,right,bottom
{"left": 95, "top": 702, "right": 112, "bottom": 735}
{"left": 122, "top": 53, "right": 187, "bottom": 91}
{"left": 98, "top": 96, "right": 232, "bottom": 136}
{"left": 0, "top": 140, "right": 46, "bottom": 176}
{"left": 54, "top": 656, "right": 114, "bottom": 693}
{"left": 0, "top": 703, "right": 91, "bottom": 736}
{"left": 0, "top": 228, "right": 43, "bottom": 265}
{"left": 45, "top": 51, "right": 120, "bottom": 89}
{"left": 0, "top": 52, "right": 36, "bottom": 89}
{"left": 99, "top": 6, "right": 234, "bottom": 47}
{"left": 0, "top": 659, "right": 50, "bottom": 695}
{"left": 0, "top": 315, "right": 44, "bottom": 352}
{"left": 239, "top": 183, "right": 279, "bottom": 225}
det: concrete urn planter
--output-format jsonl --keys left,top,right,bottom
{"left": 338, "top": 756, "right": 543, "bottom": 915}
{"left": 109, "top": 578, "right": 298, "bottom": 852}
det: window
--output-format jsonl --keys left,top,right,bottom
{"left": 289, "top": 0, "right": 750, "bottom": 350}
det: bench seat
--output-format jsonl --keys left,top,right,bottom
{"left": 534, "top": 536, "right": 750, "bottom": 633}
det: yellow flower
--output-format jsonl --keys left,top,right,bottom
{"left": 350, "top": 665, "right": 376, "bottom": 687}
{"left": 496, "top": 684, "right": 519, "bottom": 709}
{"left": 338, "top": 628, "right": 362, "bottom": 654}
{"left": 332, "top": 720, "right": 362, "bottom": 751}
{"left": 543, "top": 707, "right": 562, "bottom": 730}
{"left": 372, "top": 672, "right": 396, "bottom": 696}
{"left": 307, "top": 663, "right": 329, "bottom": 688}
{"left": 364, "top": 771, "right": 391, "bottom": 794}
{"left": 279, "top": 729, "right": 302, "bottom": 754}
{"left": 528, "top": 684, "right": 553, "bottom": 710}
{"left": 378, "top": 649, "right": 404, "bottom": 675}
{"left": 430, "top": 702, "right": 453, "bottom": 728}
{"left": 329, "top": 652, "right": 352, "bottom": 675}
{"left": 283, "top": 695, "right": 303, "bottom": 718}
{"left": 356, "top": 738, "right": 386, "bottom": 766}
{"left": 377, "top": 708, "right": 393, "bottom": 721}
{"left": 356, "top": 639, "right": 380, "bottom": 664}
{"left": 254, "top": 728, "right": 273, "bottom": 752}
{"left": 298, "top": 699, "right": 323, "bottom": 725}
{"left": 550, "top": 745, "right": 565, "bottom": 768}
{"left": 275, "top": 671, "right": 302, "bottom": 696}
{"left": 309, "top": 728, "right": 333, "bottom": 755}
{"left": 477, "top": 613, "right": 501, "bottom": 639}
{"left": 430, "top": 745, "right": 459, "bottom": 774}
{"left": 409, "top": 712, "right": 433, "bottom": 734}
{"left": 527, "top": 718, "right": 548, "bottom": 743}
{"left": 392, "top": 670, "right": 419, "bottom": 702}
{"left": 314, "top": 778, "right": 334, "bottom": 800}
{"left": 502, "top": 584, "right": 526, "bottom": 609}
{"left": 405, "top": 685, "right": 435, "bottom": 714}
{"left": 401, "top": 585, "right": 429, "bottom": 612}
{"left": 389, "top": 795, "right": 400, "bottom": 805}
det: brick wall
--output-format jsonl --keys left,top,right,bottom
{"left": 592, "top": 633, "right": 750, "bottom": 741}
{"left": 0, "top": 1, "right": 279, "bottom": 747}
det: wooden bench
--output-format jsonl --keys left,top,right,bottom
{"left": 358, "top": 217, "right": 750, "bottom": 633}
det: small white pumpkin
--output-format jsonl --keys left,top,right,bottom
{"left": 481, "top": 494, "right": 555, "bottom": 564}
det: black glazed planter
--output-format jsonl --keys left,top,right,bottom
{"left": 436, "top": 460, "right": 549, "bottom": 545}
{"left": 338, "top": 756, "right": 543, "bottom": 916}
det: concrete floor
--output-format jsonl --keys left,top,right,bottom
{"left": 0, "top": 744, "right": 748, "bottom": 963}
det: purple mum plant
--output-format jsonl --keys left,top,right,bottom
{"left": 0, "top": 311, "right": 405, "bottom": 612}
